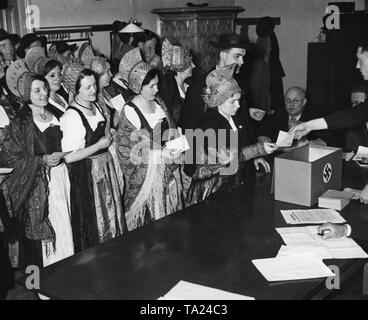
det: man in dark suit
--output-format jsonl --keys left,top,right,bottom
{"left": 291, "top": 38, "right": 368, "bottom": 204}
{"left": 179, "top": 34, "right": 270, "bottom": 176}
{"left": 343, "top": 84, "right": 368, "bottom": 152}
{"left": 256, "top": 86, "right": 313, "bottom": 142}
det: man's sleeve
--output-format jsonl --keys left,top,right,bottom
{"left": 324, "top": 101, "right": 368, "bottom": 130}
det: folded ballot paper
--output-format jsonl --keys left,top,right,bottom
{"left": 159, "top": 281, "right": 254, "bottom": 300}
{"left": 353, "top": 146, "right": 368, "bottom": 167}
{"left": 318, "top": 190, "right": 354, "bottom": 211}
{"left": 165, "top": 135, "right": 190, "bottom": 153}
{"left": 276, "top": 131, "right": 295, "bottom": 147}
{"left": 252, "top": 253, "right": 334, "bottom": 282}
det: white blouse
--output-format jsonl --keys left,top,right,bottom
{"left": 60, "top": 106, "right": 105, "bottom": 152}
{"left": 34, "top": 114, "right": 60, "bottom": 133}
{"left": 125, "top": 102, "right": 166, "bottom": 130}
{"left": 0, "top": 105, "right": 9, "bottom": 128}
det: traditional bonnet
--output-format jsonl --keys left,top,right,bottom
{"left": 90, "top": 56, "right": 109, "bottom": 76}
{"left": 119, "top": 47, "right": 152, "bottom": 94}
{"left": 24, "top": 46, "right": 46, "bottom": 73}
{"left": 62, "top": 62, "right": 85, "bottom": 94}
{"left": 6, "top": 59, "right": 35, "bottom": 101}
{"left": 34, "top": 57, "right": 53, "bottom": 75}
{"left": 78, "top": 42, "right": 95, "bottom": 68}
{"left": 161, "top": 38, "right": 192, "bottom": 73}
{"left": 203, "top": 64, "right": 241, "bottom": 108}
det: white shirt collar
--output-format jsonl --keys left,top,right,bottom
{"left": 289, "top": 114, "right": 302, "bottom": 121}
{"left": 218, "top": 110, "right": 237, "bottom": 132}
{"left": 113, "top": 76, "right": 128, "bottom": 90}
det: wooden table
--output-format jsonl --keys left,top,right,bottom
{"left": 30, "top": 163, "right": 368, "bottom": 300}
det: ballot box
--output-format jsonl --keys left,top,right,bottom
{"left": 274, "top": 145, "right": 342, "bottom": 207}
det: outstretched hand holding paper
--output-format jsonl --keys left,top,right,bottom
{"left": 276, "top": 130, "right": 295, "bottom": 147}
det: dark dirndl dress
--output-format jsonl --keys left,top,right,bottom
{"left": 67, "top": 105, "right": 126, "bottom": 253}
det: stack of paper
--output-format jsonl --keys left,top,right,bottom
{"left": 318, "top": 190, "right": 353, "bottom": 210}
{"left": 281, "top": 209, "right": 346, "bottom": 225}
{"left": 353, "top": 146, "right": 368, "bottom": 167}
{"left": 252, "top": 253, "right": 334, "bottom": 282}
{"left": 159, "top": 281, "right": 254, "bottom": 300}
{"left": 276, "top": 226, "right": 368, "bottom": 259}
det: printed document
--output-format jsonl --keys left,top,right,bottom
{"left": 281, "top": 209, "right": 346, "bottom": 225}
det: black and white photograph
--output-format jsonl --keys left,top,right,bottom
{"left": 1, "top": 0, "right": 368, "bottom": 305}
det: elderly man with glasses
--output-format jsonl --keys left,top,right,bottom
{"left": 256, "top": 86, "right": 319, "bottom": 144}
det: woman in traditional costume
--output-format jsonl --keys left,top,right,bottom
{"left": 60, "top": 68, "right": 126, "bottom": 252}
{"left": 0, "top": 60, "right": 74, "bottom": 268}
{"left": 186, "top": 65, "right": 278, "bottom": 205}
{"left": 116, "top": 48, "right": 184, "bottom": 232}
{"left": 24, "top": 46, "right": 68, "bottom": 119}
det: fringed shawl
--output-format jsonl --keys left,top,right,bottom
{"left": 0, "top": 106, "right": 55, "bottom": 242}
{"left": 116, "top": 96, "right": 183, "bottom": 231}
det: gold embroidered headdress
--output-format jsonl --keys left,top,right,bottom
{"left": 161, "top": 38, "right": 192, "bottom": 73}
{"left": 6, "top": 59, "right": 35, "bottom": 101}
{"left": 203, "top": 64, "right": 241, "bottom": 108}
{"left": 61, "top": 62, "right": 85, "bottom": 94}
{"left": 24, "top": 46, "right": 47, "bottom": 73}
{"left": 119, "top": 47, "right": 152, "bottom": 94}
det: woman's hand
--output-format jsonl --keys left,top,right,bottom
{"left": 263, "top": 142, "right": 279, "bottom": 154}
{"left": 360, "top": 184, "right": 368, "bottom": 205}
{"left": 97, "top": 135, "right": 113, "bottom": 150}
{"left": 43, "top": 153, "right": 63, "bottom": 167}
{"left": 254, "top": 158, "right": 271, "bottom": 173}
{"left": 162, "top": 148, "right": 182, "bottom": 162}
{"left": 207, "top": 147, "right": 235, "bottom": 165}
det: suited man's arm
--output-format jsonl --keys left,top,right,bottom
{"left": 325, "top": 101, "right": 368, "bottom": 130}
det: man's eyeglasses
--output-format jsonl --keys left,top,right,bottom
{"left": 285, "top": 98, "right": 304, "bottom": 105}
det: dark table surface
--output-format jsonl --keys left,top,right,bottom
{"left": 32, "top": 162, "right": 368, "bottom": 300}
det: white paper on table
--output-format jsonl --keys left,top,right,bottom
{"left": 280, "top": 209, "right": 346, "bottom": 225}
{"left": 277, "top": 245, "right": 333, "bottom": 260}
{"left": 0, "top": 168, "right": 14, "bottom": 175}
{"left": 252, "top": 253, "right": 334, "bottom": 282}
{"left": 276, "top": 226, "right": 368, "bottom": 259}
{"left": 276, "top": 130, "right": 295, "bottom": 147}
{"left": 160, "top": 281, "right": 254, "bottom": 300}
{"left": 165, "top": 135, "right": 190, "bottom": 153}
{"left": 109, "top": 94, "right": 126, "bottom": 112}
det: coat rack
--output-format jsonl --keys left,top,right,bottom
{"left": 33, "top": 24, "right": 112, "bottom": 44}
